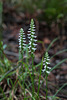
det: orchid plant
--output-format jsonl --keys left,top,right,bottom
{"left": 18, "top": 19, "right": 51, "bottom": 99}
{"left": 18, "top": 19, "right": 67, "bottom": 100}
{"left": 0, "top": 19, "right": 67, "bottom": 100}
{"left": 42, "top": 52, "right": 51, "bottom": 100}
{"left": 28, "top": 19, "right": 37, "bottom": 54}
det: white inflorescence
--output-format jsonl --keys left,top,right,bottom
{"left": 42, "top": 52, "right": 51, "bottom": 74}
{"left": 19, "top": 28, "right": 26, "bottom": 51}
{"left": 28, "top": 19, "right": 37, "bottom": 54}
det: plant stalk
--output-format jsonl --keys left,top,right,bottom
{"left": 31, "top": 53, "right": 35, "bottom": 99}
{"left": 46, "top": 65, "right": 48, "bottom": 100}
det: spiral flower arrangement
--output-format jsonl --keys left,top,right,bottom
{"left": 42, "top": 52, "right": 51, "bottom": 74}
{"left": 19, "top": 28, "right": 26, "bottom": 52}
{"left": 28, "top": 19, "right": 37, "bottom": 54}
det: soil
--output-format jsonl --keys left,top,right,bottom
{"left": 1, "top": 5, "right": 67, "bottom": 100}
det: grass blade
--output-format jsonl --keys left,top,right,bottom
{"left": 50, "top": 58, "right": 67, "bottom": 72}
{"left": 47, "top": 37, "right": 59, "bottom": 51}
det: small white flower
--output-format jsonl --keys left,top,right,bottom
{"left": 19, "top": 28, "right": 26, "bottom": 51}
{"left": 33, "top": 43, "right": 37, "bottom": 46}
{"left": 27, "top": 34, "right": 31, "bottom": 36}
{"left": 42, "top": 52, "right": 51, "bottom": 74}
{"left": 42, "top": 69, "right": 45, "bottom": 72}
{"left": 46, "top": 62, "right": 50, "bottom": 64}
{"left": 46, "top": 71, "right": 50, "bottom": 74}
{"left": 32, "top": 48, "right": 36, "bottom": 51}
{"left": 47, "top": 67, "right": 51, "bottom": 69}
{"left": 27, "top": 19, "right": 37, "bottom": 54}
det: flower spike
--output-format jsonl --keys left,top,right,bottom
{"left": 19, "top": 28, "right": 26, "bottom": 51}
{"left": 28, "top": 19, "right": 37, "bottom": 54}
{"left": 42, "top": 52, "right": 51, "bottom": 74}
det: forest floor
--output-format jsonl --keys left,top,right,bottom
{"left": 1, "top": 6, "right": 67, "bottom": 100}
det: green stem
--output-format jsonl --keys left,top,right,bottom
{"left": 31, "top": 53, "right": 35, "bottom": 99}
{"left": 26, "top": 45, "right": 29, "bottom": 65}
{"left": 21, "top": 50, "right": 23, "bottom": 71}
{"left": 46, "top": 65, "right": 48, "bottom": 100}
{"left": 21, "top": 51, "right": 25, "bottom": 98}
{"left": 37, "top": 59, "right": 43, "bottom": 99}
{"left": 46, "top": 72, "right": 48, "bottom": 100}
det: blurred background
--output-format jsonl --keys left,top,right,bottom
{"left": 1, "top": 0, "right": 67, "bottom": 41}
{"left": 0, "top": 0, "right": 67, "bottom": 99}
{"left": 0, "top": 0, "right": 67, "bottom": 60}
{"left": 0, "top": 0, "right": 67, "bottom": 59}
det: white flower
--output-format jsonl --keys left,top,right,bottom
{"left": 19, "top": 28, "right": 26, "bottom": 51}
{"left": 42, "top": 52, "right": 51, "bottom": 74}
{"left": 27, "top": 19, "right": 37, "bottom": 54}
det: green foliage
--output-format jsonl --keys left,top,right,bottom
{"left": 5, "top": 0, "right": 67, "bottom": 24}
{"left": 42, "top": 0, "right": 67, "bottom": 23}
{"left": 0, "top": 19, "right": 67, "bottom": 99}
{"left": 0, "top": 41, "right": 10, "bottom": 75}
{"left": 6, "top": 0, "right": 45, "bottom": 13}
